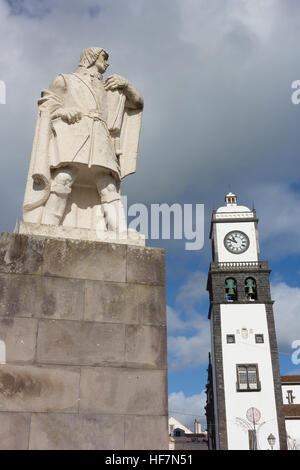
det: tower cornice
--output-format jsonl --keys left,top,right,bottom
{"left": 208, "top": 260, "right": 270, "bottom": 273}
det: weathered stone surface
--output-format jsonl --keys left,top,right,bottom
{"left": 125, "top": 325, "right": 167, "bottom": 369}
{"left": 85, "top": 281, "right": 137, "bottom": 324}
{"left": 0, "top": 317, "right": 38, "bottom": 363}
{"left": 36, "top": 319, "right": 125, "bottom": 366}
{"left": 0, "top": 233, "right": 168, "bottom": 449}
{"left": 29, "top": 413, "right": 124, "bottom": 450}
{"left": 138, "top": 285, "right": 166, "bottom": 326}
{"left": 80, "top": 367, "right": 167, "bottom": 415}
{"left": 125, "top": 415, "right": 169, "bottom": 450}
{"left": 0, "top": 364, "right": 79, "bottom": 412}
{"left": 0, "top": 274, "right": 32, "bottom": 318}
{"left": 42, "top": 238, "right": 127, "bottom": 282}
{"left": 85, "top": 280, "right": 166, "bottom": 325}
{"left": 0, "top": 412, "right": 31, "bottom": 450}
{"left": 0, "top": 233, "right": 44, "bottom": 275}
{"left": 0, "top": 273, "right": 85, "bottom": 320}
{"left": 127, "top": 246, "right": 165, "bottom": 285}
{"left": 20, "top": 221, "right": 145, "bottom": 247}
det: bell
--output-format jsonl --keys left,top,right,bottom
{"left": 246, "top": 279, "right": 255, "bottom": 294}
{"left": 247, "top": 285, "right": 254, "bottom": 294}
{"left": 226, "top": 279, "right": 235, "bottom": 295}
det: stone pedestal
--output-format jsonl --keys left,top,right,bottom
{"left": 0, "top": 232, "right": 168, "bottom": 450}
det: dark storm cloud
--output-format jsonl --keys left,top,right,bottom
{"left": 4, "top": 0, "right": 52, "bottom": 18}
{"left": 0, "top": 0, "right": 300, "bottom": 258}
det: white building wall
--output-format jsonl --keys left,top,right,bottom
{"left": 282, "top": 385, "right": 300, "bottom": 404}
{"left": 194, "top": 420, "right": 202, "bottom": 433}
{"left": 221, "top": 303, "right": 280, "bottom": 450}
{"left": 168, "top": 416, "right": 192, "bottom": 435}
{"left": 286, "top": 420, "right": 300, "bottom": 450}
{"left": 215, "top": 221, "right": 258, "bottom": 263}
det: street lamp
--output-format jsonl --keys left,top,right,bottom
{"left": 267, "top": 433, "right": 276, "bottom": 450}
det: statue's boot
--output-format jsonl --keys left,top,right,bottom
{"left": 102, "top": 199, "right": 127, "bottom": 236}
{"left": 42, "top": 192, "right": 69, "bottom": 225}
{"left": 42, "top": 166, "right": 77, "bottom": 225}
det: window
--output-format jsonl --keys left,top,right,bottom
{"left": 245, "top": 278, "right": 257, "bottom": 301}
{"left": 236, "top": 364, "right": 261, "bottom": 392}
{"left": 241, "top": 327, "right": 248, "bottom": 340}
{"left": 225, "top": 278, "right": 237, "bottom": 302}
{"left": 255, "top": 334, "right": 264, "bottom": 344}
{"left": 287, "top": 390, "right": 295, "bottom": 404}
{"left": 227, "top": 334, "right": 235, "bottom": 344}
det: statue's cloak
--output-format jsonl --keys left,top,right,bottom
{"left": 23, "top": 73, "right": 142, "bottom": 223}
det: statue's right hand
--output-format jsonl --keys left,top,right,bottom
{"left": 52, "top": 108, "right": 82, "bottom": 124}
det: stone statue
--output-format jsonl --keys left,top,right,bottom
{"left": 22, "top": 47, "right": 143, "bottom": 240}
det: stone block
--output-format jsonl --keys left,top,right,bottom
{"left": 0, "top": 364, "right": 80, "bottom": 412}
{"left": 138, "top": 285, "right": 166, "bottom": 326}
{"left": 42, "top": 238, "right": 127, "bottom": 282}
{"left": 29, "top": 413, "right": 124, "bottom": 450}
{"left": 125, "top": 325, "right": 167, "bottom": 369}
{"left": 85, "top": 281, "right": 166, "bottom": 326}
{"left": 127, "top": 246, "right": 165, "bottom": 285}
{"left": 125, "top": 415, "right": 169, "bottom": 450}
{"left": 0, "top": 412, "right": 31, "bottom": 450}
{"left": 80, "top": 367, "right": 167, "bottom": 415}
{"left": 0, "top": 317, "right": 38, "bottom": 363}
{"left": 84, "top": 281, "right": 137, "bottom": 324}
{"left": 0, "top": 273, "right": 85, "bottom": 320}
{"left": 36, "top": 319, "right": 125, "bottom": 366}
{"left": 0, "top": 233, "right": 44, "bottom": 275}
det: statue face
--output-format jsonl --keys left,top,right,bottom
{"left": 95, "top": 50, "right": 109, "bottom": 74}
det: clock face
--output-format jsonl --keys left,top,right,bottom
{"left": 246, "top": 407, "right": 261, "bottom": 425}
{"left": 224, "top": 230, "right": 249, "bottom": 254}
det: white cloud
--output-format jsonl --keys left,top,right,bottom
{"left": 167, "top": 270, "right": 210, "bottom": 370}
{"left": 228, "top": 0, "right": 280, "bottom": 41}
{"left": 176, "top": 271, "right": 207, "bottom": 308}
{"left": 271, "top": 281, "right": 300, "bottom": 350}
{"left": 167, "top": 305, "right": 190, "bottom": 334}
{"left": 168, "top": 390, "right": 207, "bottom": 430}
{"left": 168, "top": 330, "right": 210, "bottom": 371}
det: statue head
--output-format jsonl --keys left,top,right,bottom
{"left": 79, "top": 47, "right": 109, "bottom": 74}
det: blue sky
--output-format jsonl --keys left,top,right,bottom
{"left": 1, "top": 0, "right": 300, "bottom": 430}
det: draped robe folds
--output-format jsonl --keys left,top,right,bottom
{"left": 23, "top": 72, "right": 142, "bottom": 227}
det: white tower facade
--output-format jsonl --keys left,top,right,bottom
{"left": 206, "top": 193, "right": 286, "bottom": 450}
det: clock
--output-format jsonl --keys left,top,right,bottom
{"left": 246, "top": 407, "right": 261, "bottom": 425}
{"left": 224, "top": 230, "right": 249, "bottom": 254}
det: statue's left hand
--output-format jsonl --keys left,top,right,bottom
{"left": 104, "top": 74, "right": 129, "bottom": 91}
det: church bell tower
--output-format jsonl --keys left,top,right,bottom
{"left": 206, "top": 193, "right": 287, "bottom": 450}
